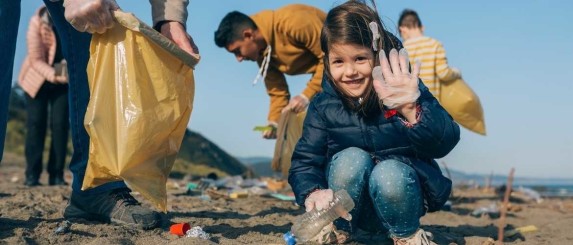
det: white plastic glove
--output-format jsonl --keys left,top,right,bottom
{"left": 282, "top": 94, "right": 309, "bottom": 113}
{"left": 63, "top": 0, "right": 119, "bottom": 34}
{"left": 372, "top": 48, "right": 421, "bottom": 109}
{"left": 304, "top": 189, "right": 334, "bottom": 212}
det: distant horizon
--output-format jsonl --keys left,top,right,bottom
{"left": 237, "top": 155, "right": 573, "bottom": 182}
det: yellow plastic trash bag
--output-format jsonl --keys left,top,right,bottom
{"left": 82, "top": 11, "right": 199, "bottom": 212}
{"left": 439, "top": 78, "right": 486, "bottom": 135}
{"left": 272, "top": 110, "right": 306, "bottom": 177}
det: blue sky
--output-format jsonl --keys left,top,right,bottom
{"left": 13, "top": 0, "right": 573, "bottom": 178}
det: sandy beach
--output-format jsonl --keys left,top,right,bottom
{"left": 1, "top": 152, "right": 572, "bottom": 245}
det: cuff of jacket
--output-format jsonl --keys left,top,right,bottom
{"left": 150, "top": 0, "right": 189, "bottom": 29}
{"left": 290, "top": 174, "right": 328, "bottom": 206}
{"left": 397, "top": 104, "right": 422, "bottom": 128}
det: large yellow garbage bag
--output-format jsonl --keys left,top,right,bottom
{"left": 439, "top": 78, "right": 486, "bottom": 135}
{"left": 82, "top": 11, "right": 199, "bottom": 212}
{"left": 272, "top": 110, "right": 306, "bottom": 177}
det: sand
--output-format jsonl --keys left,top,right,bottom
{"left": 1, "top": 152, "right": 573, "bottom": 245}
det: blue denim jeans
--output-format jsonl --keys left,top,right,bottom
{"left": 43, "top": 0, "right": 127, "bottom": 195}
{"left": 0, "top": 0, "right": 21, "bottom": 162}
{"left": 327, "top": 147, "right": 424, "bottom": 238}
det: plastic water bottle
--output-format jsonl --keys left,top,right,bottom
{"left": 289, "top": 189, "right": 355, "bottom": 243}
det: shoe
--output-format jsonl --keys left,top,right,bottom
{"left": 24, "top": 179, "right": 41, "bottom": 187}
{"left": 393, "top": 229, "right": 436, "bottom": 245}
{"left": 49, "top": 176, "right": 68, "bottom": 186}
{"left": 63, "top": 188, "right": 160, "bottom": 230}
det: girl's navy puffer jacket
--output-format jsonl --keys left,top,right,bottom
{"left": 288, "top": 78, "right": 460, "bottom": 212}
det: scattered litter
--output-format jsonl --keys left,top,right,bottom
{"left": 54, "top": 220, "right": 71, "bottom": 235}
{"left": 516, "top": 186, "right": 543, "bottom": 203}
{"left": 471, "top": 203, "right": 500, "bottom": 218}
{"left": 269, "top": 193, "right": 295, "bottom": 201}
{"left": 186, "top": 226, "right": 210, "bottom": 240}
{"left": 10, "top": 175, "right": 19, "bottom": 183}
{"left": 504, "top": 225, "right": 538, "bottom": 237}
{"left": 230, "top": 191, "right": 248, "bottom": 199}
{"left": 441, "top": 200, "right": 452, "bottom": 211}
{"left": 170, "top": 223, "right": 190, "bottom": 236}
{"left": 199, "top": 194, "right": 211, "bottom": 201}
{"left": 187, "top": 182, "right": 198, "bottom": 190}
{"left": 265, "top": 179, "right": 287, "bottom": 191}
{"left": 205, "top": 189, "right": 230, "bottom": 199}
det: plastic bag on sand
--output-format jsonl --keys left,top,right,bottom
{"left": 82, "top": 11, "right": 199, "bottom": 212}
{"left": 272, "top": 110, "right": 306, "bottom": 177}
{"left": 439, "top": 78, "right": 486, "bottom": 135}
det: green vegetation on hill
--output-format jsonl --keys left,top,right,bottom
{"left": 5, "top": 86, "right": 247, "bottom": 177}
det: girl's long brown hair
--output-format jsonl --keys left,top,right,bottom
{"left": 320, "top": 0, "right": 401, "bottom": 116}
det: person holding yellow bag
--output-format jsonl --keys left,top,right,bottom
{"left": 398, "top": 9, "right": 486, "bottom": 135}
{"left": 42, "top": 0, "right": 198, "bottom": 230}
{"left": 398, "top": 9, "right": 460, "bottom": 100}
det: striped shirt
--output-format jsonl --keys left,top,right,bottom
{"left": 403, "top": 36, "right": 460, "bottom": 100}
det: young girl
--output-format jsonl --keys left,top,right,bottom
{"left": 288, "top": 1, "right": 460, "bottom": 244}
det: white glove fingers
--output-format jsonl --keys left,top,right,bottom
{"left": 372, "top": 66, "right": 383, "bottom": 83}
{"left": 379, "top": 50, "right": 393, "bottom": 82}
{"left": 388, "top": 49, "right": 400, "bottom": 77}
{"left": 398, "top": 48, "right": 410, "bottom": 75}
{"left": 63, "top": 0, "right": 119, "bottom": 33}
{"left": 305, "top": 201, "right": 315, "bottom": 212}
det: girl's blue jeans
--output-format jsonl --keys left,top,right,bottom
{"left": 327, "top": 147, "right": 424, "bottom": 238}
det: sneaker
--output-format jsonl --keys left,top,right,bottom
{"left": 24, "top": 179, "right": 41, "bottom": 187}
{"left": 63, "top": 188, "right": 160, "bottom": 229}
{"left": 393, "top": 229, "right": 436, "bottom": 245}
{"left": 49, "top": 176, "right": 68, "bottom": 186}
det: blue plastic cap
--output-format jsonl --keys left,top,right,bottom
{"left": 283, "top": 231, "right": 297, "bottom": 245}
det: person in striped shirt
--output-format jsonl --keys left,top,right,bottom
{"left": 398, "top": 9, "right": 460, "bottom": 100}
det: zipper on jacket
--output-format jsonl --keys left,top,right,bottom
{"left": 358, "top": 115, "right": 379, "bottom": 162}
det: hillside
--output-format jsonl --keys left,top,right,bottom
{"left": 4, "top": 86, "right": 247, "bottom": 177}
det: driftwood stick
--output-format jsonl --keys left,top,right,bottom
{"left": 497, "top": 168, "right": 515, "bottom": 244}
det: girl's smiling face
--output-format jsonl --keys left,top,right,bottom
{"left": 328, "top": 43, "right": 375, "bottom": 98}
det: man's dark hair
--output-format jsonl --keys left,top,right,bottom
{"left": 214, "top": 11, "right": 258, "bottom": 48}
{"left": 398, "top": 9, "right": 422, "bottom": 28}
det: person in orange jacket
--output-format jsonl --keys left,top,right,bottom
{"left": 214, "top": 4, "right": 326, "bottom": 139}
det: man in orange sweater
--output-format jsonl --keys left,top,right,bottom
{"left": 215, "top": 4, "right": 326, "bottom": 139}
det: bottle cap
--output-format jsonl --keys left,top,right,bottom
{"left": 283, "top": 231, "right": 297, "bottom": 245}
{"left": 170, "top": 223, "right": 190, "bottom": 236}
